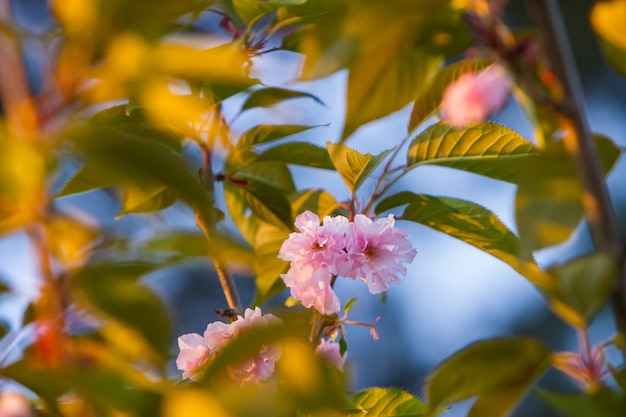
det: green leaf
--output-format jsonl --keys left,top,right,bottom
{"left": 1, "top": 353, "right": 70, "bottom": 412}
{"left": 379, "top": 192, "right": 550, "bottom": 287}
{"left": 515, "top": 135, "right": 620, "bottom": 252}
{"left": 232, "top": 160, "right": 296, "bottom": 193}
{"left": 591, "top": 0, "right": 626, "bottom": 76}
{"left": 408, "top": 59, "right": 492, "bottom": 131}
{"left": 232, "top": 0, "right": 307, "bottom": 24}
{"left": 344, "top": 49, "right": 442, "bottom": 138}
{"left": 426, "top": 338, "right": 552, "bottom": 417}
{"left": 350, "top": 387, "right": 426, "bottom": 416}
{"left": 0, "top": 320, "right": 8, "bottom": 340}
{"left": 65, "top": 108, "right": 210, "bottom": 212}
{"left": 56, "top": 163, "right": 114, "bottom": 198}
{"left": 73, "top": 262, "right": 171, "bottom": 358}
{"left": 89, "top": 105, "right": 182, "bottom": 151}
{"left": 407, "top": 122, "right": 538, "bottom": 183}
{"left": 291, "top": 189, "right": 345, "bottom": 218}
{"left": 327, "top": 143, "right": 391, "bottom": 193}
{"left": 294, "top": 1, "right": 468, "bottom": 139}
{"left": 241, "top": 87, "right": 324, "bottom": 112}
{"left": 142, "top": 231, "right": 254, "bottom": 265}
{"left": 259, "top": 142, "right": 335, "bottom": 169}
{"left": 118, "top": 184, "right": 177, "bottom": 216}
{"left": 253, "top": 231, "right": 289, "bottom": 306}
{"left": 537, "top": 388, "right": 626, "bottom": 417}
{"left": 226, "top": 180, "right": 293, "bottom": 231}
{"left": 0, "top": 279, "right": 10, "bottom": 294}
{"left": 545, "top": 253, "right": 615, "bottom": 329}
{"left": 238, "top": 124, "right": 318, "bottom": 149}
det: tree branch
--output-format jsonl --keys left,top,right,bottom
{"left": 195, "top": 145, "right": 243, "bottom": 318}
{"left": 526, "top": 0, "right": 625, "bottom": 352}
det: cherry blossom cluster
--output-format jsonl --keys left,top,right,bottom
{"left": 442, "top": 64, "right": 512, "bottom": 128}
{"left": 278, "top": 211, "right": 417, "bottom": 315}
{"left": 176, "top": 307, "right": 282, "bottom": 384}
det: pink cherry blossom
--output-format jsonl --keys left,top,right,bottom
{"left": 343, "top": 214, "right": 417, "bottom": 294}
{"left": 281, "top": 264, "right": 340, "bottom": 314}
{"left": 315, "top": 339, "right": 346, "bottom": 371}
{"left": 278, "top": 210, "right": 349, "bottom": 274}
{"left": 176, "top": 333, "right": 211, "bottom": 381}
{"left": 441, "top": 64, "right": 512, "bottom": 128}
{"left": 278, "top": 211, "right": 349, "bottom": 314}
{"left": 176, "top": 307, "right": 282, "bottom": 385}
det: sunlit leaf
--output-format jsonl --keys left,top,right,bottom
{"left": 294, "top": 1, "right": 468, "bottom": 138}
{"left": 516, "top": 135, "right": 620, "bottom": 252}
{"left": 46, "top": 212, "right": 99, "bottom": 266}
{"left": 345, "top": 48, "right": 441, "bottom": 139}
{"left": 72, "top": 262, "right": 170, "bottom": 357}
{"left": 253, "top": 229, "right": 289, "bottom": 306}
{"left": 378, "top": 192, "right": 550, "bottom": 287}
{"left": 537, "top": 388, "right": 626, "bottom": 417}
{"left": 241, "top": 87, "right": 324, "bottom": 112}
{"left": 238, "top": 124, "right": 318, "bottom": 149}
{"left": 327, "top": 143, "right": 391, "bottom": 193}
{"left": 291, "top": 189, "right": 344, "bottom": 218}
{"left": 407, "top": 122, "right": 538, "bottom": 183}
{"left": 426, "top": 338, "right": 552, "bottom": 417}
{"left": 545, "top": 253, "right": 615, "bottom": 329}
{"left": 163, "top": 388, "right": 230, "bottom": 417}
{"left": 350, "top": 387, "right": 427, "bottom": 416}
{"left": 591, "top": 0, "right": 626, "bottom": 76}
{"left": 259, "top": 142, "right": 334, "bottom": 169}
{"left": 408, "top": 59, "right": 492, "bottom": 131}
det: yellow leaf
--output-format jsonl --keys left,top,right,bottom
{"left": 163, "top": 388, "right": 232, "bottom": 417}
{"left": 591, "top": 0, "right": 626, "bottom": 51}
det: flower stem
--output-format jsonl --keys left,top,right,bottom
{"left": 527, "top": 0, "right": 625, "bottom": 354}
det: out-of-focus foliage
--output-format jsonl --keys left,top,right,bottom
{"left": 0, "top": 0, "right": 625, "bottom": 416}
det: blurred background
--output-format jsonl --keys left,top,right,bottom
{"left": 1, "top": 1, "right": 625, "bottom": 416}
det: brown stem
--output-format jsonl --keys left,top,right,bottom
{"left": 195, "top": 145, "right": 243, "bottom": 317}
{"left": 526, "top": 0, "right": 625, "bottom": 353}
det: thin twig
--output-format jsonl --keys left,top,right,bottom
{"left": 526, "top": 0, "right": 625, "bottom": 354}
{"left": 195, "top": 144, "right": 243, "bottom": 318}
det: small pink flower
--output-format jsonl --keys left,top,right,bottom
{"left": 278, "top": 211, "right": 349, "bottom": 274}
{"left": 316, "top": 339, "right": 346, "bottom": 371}
{"left": 281, "top": 264, "right": 340, "bottom": 314}
{"left": 343, "top": 214, "right": 417, "bottom": 294}
{"left": 441, "top": 64, "right": 512, "bottom": 128}
{"left": 176, "top": 333, "right": 211, "bottom": 381}
{"left": 176, "top": 307, "right": 282, "bottom": 385}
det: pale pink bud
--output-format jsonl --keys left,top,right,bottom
{"left": 0, "top": 392, "right": 32, "bottom": 417}
{"left": 315, "top": 339, "right": 346, "bottom": 371}
{"left": 441, "top": 64, "right": 512, "bottom": 128}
